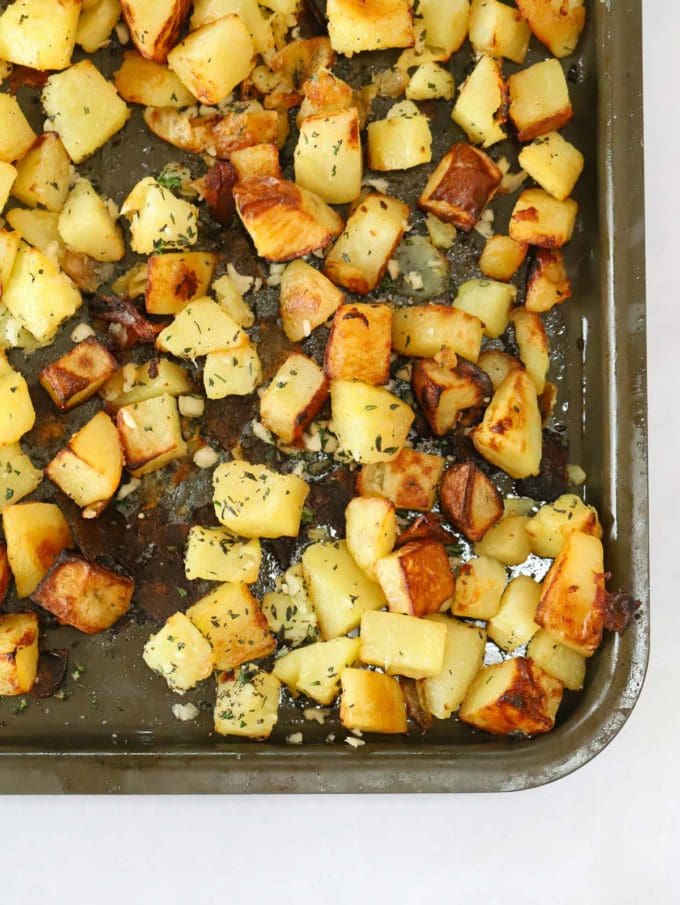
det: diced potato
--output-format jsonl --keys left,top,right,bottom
{"left": 452, "top": 556, "right": 506, "bottom": 620}
{"left": 302, "top": 540, "right": 386, "bottom": 640}
{"left": 121, "top": 177, "right": 198, "bottom": 255}
{"left": 345, "top": 494, "right": 397, "bottom": 580}
{"left": 0, "top": 94, "right": 37, "bottom": 163}
{"left": 477, "top": 349, "right": 523, "bottom": 391}
{"left": 186, "top": 582, "right": 274, "bottom": 670}
{"left": 185, "top": 527, "right": 261, "bottom": 584}
{"left": 279, "top": 260, "right": 344, "bottom": 342}
{"left": 143, "top": 104, "right": 281, "bottom": 157}
{"left": 273, "top": 636, "right": 360, "bottom": 705}
{"left": 525, "top": 248, "right": 571, "bottom": 313}
{"left": 472, "top": 370, "right": 542, "bottom": 479}
{"left": 357, "top": 447, "right": 444, "bottom": 512}
{"left": 507, "top": 59, "right": 572, "bottom": 142}
{"left": 213, "top": 460, "right": 309, "bottom": 539}
{"left": 204, "top": 344, "right": 262, "bottom": 399}
{"left": 298, "top": 66, "right": 353, "bottom": 123}
{"left": 326, "top": 0, "right": 414, "bottom": 56}
{"left": 360, "top": 610, "right": 446, "bottom": 679}
{"left": 145, "top": 252, "right": 217, "bottom": 316}
{"left": 440, "top": 462, "right": 503, "bottom": 543}
{"left": 42, "top": 61, "right": 130, "bottom": 163}
{"left": 376, "top": 539, "right": 455, "bottom": 617}
{"left": 367, "top": 101, "right": 432, "bottom": 171}
{"left": 0, "top": 161, "right": 16, "bottom": 214}
{"left": 330, "top": 379, "right": 414, "bottom": 465}
{"left": 419, "top": 142, "right": 503, "bottom": 229}
{"left": 58, "top": 178, "right": 125, "bottom": 263}
{"left": 324, "top": 193, "right": 409, "bottom": 294}
{"left": 114, "top": 51, "right": 197, "bottom": 107}
{"left": 0, "top": 613, "right": 39, "bottom": 695}
{"left": 143, "top": 611, "right": 214, "bottom": 694}
{"left": 295, "top": 108, "right": 363, "bottom": 204}
{"left": 509, "top": 188, "right": 578, "bottom": 249}
{"left": 3, "top": 501, "right": 73, "bottom": 597}
{"left": 474, "top": 514, "right": 531, "bottom": 566}
{"left": 527, "top": 629, "right": 585, "bottom": 691}
{"left": 391, "top": 303, "right": 483, "bottom": 365}
{"left": 340, "top": 668, "right": 408, "bottom": 734}
{"left": 156, "top": 297, "right": 245, "bottom": 359}
{"left": 101, "top": 358, "right": 191, "bottom": 410}
{"left": 260, "top": 353, "right": 329, "bottom": 445}
{"left": 488, "top": 575, "right": 542, "bottom": 651}
{"left": 192, "top": 0, "right": 274, "bottom": 56}
{"left": 0, "top": 443, "right": 42, "bottom": 510}
{"left": 11, "top": 133, "right": 70, "bottom": 212}
{"left": 479, "top": 235, "right": 527, "bottom": 282}
{"left": 406, "top": 63, "right": 455, "bottom": 101}
{"left": 451, "top": 55, "right": 507, "bottom": 148}
{"left": 516, "top": 0, "right": 586, "bottom": 59}
{"left": 212, "top": 273, "right": 255, "bottom": 327}
{"left": 418, "top": 616, "right": 486, "bottom": 719}
{"left": 230, "top": 143, "right": 281, "bottom": 181}
{"left": 262, "top": 564, "right": 319, "bottom": 648}
{"left": 412, "top": 357, "right": 490, "bottom": 437}
{"left": 76, "top": 0, "right": 122, "bottom": 53}
{"left": 459, "top": 656, "right": 563, "bottom": 735}
{"left": 469, "top": 0, "right": 531, "bottom": 63}
{"left": 234, "top": 176, "right": 344, "bottom": 261}
{"left": 453, "top": 278, "right": 516, "bottom": 339}
{"left": 214, "top": 666, "right": 281, "bottom": 738}
{"left": 5, "top": 208, "right": 62, "bottom": 255}
{"left": 535, "top": 532, "right": 606, "bottom": 656}
{"left": 518, "top": 132, "right": 584, "bottom": 202}
{"left": 0, "top": 229, "right": 21, "bottom": 296}
{"left": 410, "top": 0, "right": 469, "bottom": 61}
{"left": 324, "top": 303, "right": 392, "bottom": 385}
{"left": 526, "top": 493, "right": 602, "bottom": 559}
{"left": 121, "top": 0, "right": 192, "bottom": 63}
{"left": 116, "top": 394, "right": 187, "bottom": 477}
{"left": 0, "top": 0, "right": 80, "bottom": 70}
{"left": 511, "top": 307, "right": 550, "bottom": 394}
{"left": 0, "top": 356, "right": 35, "bottom": 445}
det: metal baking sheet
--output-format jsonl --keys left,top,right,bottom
{"left": 0, "top": 0, "right": 648, "bottom": 793}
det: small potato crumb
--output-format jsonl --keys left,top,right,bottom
{"left": 172, "top": 703, "right": 200, "bottom": 722}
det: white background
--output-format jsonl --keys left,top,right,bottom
{"left": 1, "top": 3, "right": 678, "bottom": 902}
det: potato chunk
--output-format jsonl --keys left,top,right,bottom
{"left": 451, "top": 56, "right": 507, "bottom": 148}
{"left": 376, "top": 539, "right": 455, "bottom": 617}
{"left": 360, "top": 610, "right": 446, "bottom": 679}
{"left": 406, "top": 63, "right": 455, "bottom": 101}
{"left": 474, "top": 514, "right": 531, "bottom": 566}
{"left": 518, "top": 132, "right": 584, "bottom": 202}
{"left": 526, "top": 493, "right": 602, "bottom": 559}
{"left": 479, "top": 235, "right": 527, "bottom": 282}
{"left": 440, "top": 462, "right": 503, "bottom": 542}
{"left": 121, "top": 0, "right": 192, "bottom": 63}
{"left": 117, "top": 394, "right": 187, "bottom": 477}
{"left": 345, "top": 494, "right": 397, "bottom": 580}
{"left": 230, "top": 143, "right": 281, "bottom": 180}
{"left": 185, "top": 527, "right": 261, "bottom": 584}
{"left": 454, "top": 278, "right": 516, "bottom": 339}
{"left": 340, "top": 668, "right": 407, "bottom": 734}
{"left": 0, "top": 94, "right": 36, "bottom": 163}
{"left": 214, "top": 666, "right": 281, "bottom": 739}
{"left": 507, "top": 59, "right": 572, "bottom": 142}
{"left": 279, "top": 260, "right": 344, "bottom": 342}
{"left": 527, "top": 629, "right": 586, "bottom": 691}
{"left": 418, "top": 616, "right": 487, "bottom": 719}
{"left": 411, "top": 0, "right": 469, "bottom": 60}
{"left": 419, "top": 143, "right": 502, "bottom": 229}
{"left": 487, "top": 575, "right": 542, "bottom": 651}
{"left": 114, "top": 51, "right": 197, "bottom": 107}
{"left": 101, "top": 358, "right": 191, "bottom": 409}
{"left": 412, "top": 358, "right": 492, "bottom": 437}
{"left": 0, "top": 0, "right": 80, "bottom": 70}
{"left": 143, "top": 611, "right": 214, "bottom": 694}
{"left": 392, "top": 303, "right": 483, "bottom": 365}
{"left": 11, "top": 132, "right": 71, "bottom": 212}
{"left": 509, "top": 188, "right": 578, "bottom": 249}
{"left": 357, "top": 447, "right": 444, "bottom": 512}
{"left": 452, "top": 556, "right": 506, "bottom": 620}
{"left": 76, "top": 0, "right": 122, "bottom": 54}
{"left": 40, "top": 339, "right": 118, "bottom": 413}
{"left": 325, "top": 303, "right": 392, "bottom": 385}
{"left": 0, "top": 355, "right": 35, "bottom": 445}
{"left": 156, "top": 297, "right": 245, "bottom": 359}
{"left": 367, "top": 101, "right": 432, "bottom": 171}
{"left": 261, "top": 564, "right": 319, "bottom": 648}
{"left": 0, "top": 443, "right": 42, "bottom": 511}
{"left": 58, "top": 178, "right": 125, "bottom": 263}
{"left": 121, "top": 177, "right": 198, "bottom": 255}
{"left": 330, "top": 379, "right": 414, "bottom": 465}
{"left": 0, "top": 613, "right": 39, "bottom": 696}
{"left": 460, "top": 657, "right": 563, "bottom": 735}
{"left": 260, "top": 353, "right": 329, "bottom": 444}
{"left": 327, "top": 0, "right": 414, "bottom": 56}
{"left": 511, "top": 307, "right": 550, "bottom": 394}
{"left": 0, "top": 162, "right": 16, "bottom": 214}
{"left": 295, "top": 108, "right": 362, "bottom": 204}
{"left": 516, "top": 0, "right": 586, "bottom": 59}
{"left": 3, "top": 501, "right": 73, "bottom": 597}
{"left": 469, "top": 0, "right": 531, "bottom": 63}
{"left": 273, "top": 636, "right": 360, "bottom": 705}
{"left": 204, "top": 344, "right": 262, "bottom": 400}
{"left": 525, "top": 248, "right": 571, "bottom": 313}
{"left": 145, "top": 252, "right": 217, "bottom": 316}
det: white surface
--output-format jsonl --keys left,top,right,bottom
{"left": 1, "top": 6, "right": 678, "bottom": 903}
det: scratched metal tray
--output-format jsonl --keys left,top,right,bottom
{"left": 0, "top": 0, "right": 647, "bottom": 792}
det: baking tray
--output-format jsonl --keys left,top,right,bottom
{"left": 0, "top": 0, "right": 648, "bottom": 793}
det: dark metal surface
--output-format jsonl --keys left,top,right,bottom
{"left": 0, "top": 0, "right": 648, "bottom": 793}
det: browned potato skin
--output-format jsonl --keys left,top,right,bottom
{"left": 32, "top": 554, "right": 134, "bottom": 635}
{"left": 324, "top": 303, "right": 392, "bottom": 385}
{"left": 121, "top": 0, "right": 192, "bottom": 64}
{"left": 0, "top": 543, "right": 11, "bottom": 605}
{"left": 39, "top": 338, "right": 119, "bottom": 411}
{"left": 377, "top": 539, "right": 455, "bottom": 617}
{"left": 538, "top": 381, "right": 558, "bottom": 425}
{"left": 440, "top": 462, "right": 504, "bottom": 542}
{"left": 269, "top": 37, "right": 336, "bottom": 94}
{"left": 412, "top": 357, "right": 492, "bottom": 436}
{"left": 143, "top": 107, "right": 282, "bottom": 158}
{"left": 418, "top": 143, "right": 503, "bottom": 230}
{"left": 357, "top": 447, "right": 444, "bottom": 512}
{"left": 396, "top": 513, "right": 457, "bottom": 548}
{"left": 525, "top": 248, "right": 572, "bottom": 313}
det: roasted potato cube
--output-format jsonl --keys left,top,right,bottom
{"left": 376, "top": 539, "right": 455, "bottom": 617}
{"left": 340, "top": 668, "right": 408, "bottom": 734}
{"left": 0, "top": 443, "right": 42, "bottom": 511}
{"left": 230, "top": 143, "right": 281, "bottom": 180}
{"left": 406, "top": 62, "right": 456, "bottom": 101}
{"left": 302, "top": 540, "right": 386, "bottom": 639}
{"left": 0, "top": 543, "right": 10, "bottom": 603}
{"left": 214, "top": 666, "right": 281, "bottom": 738}
{"left": 419, "top": 143, "right": 502, "bottom": 229}
{"left": 3, "top": 501, "right": 72, "bottom": 598}
{"left": 392, "top": 303, "right": 483, "bottom": 365}
{"left": 487, "top": 575, "right": 542, "bottom": 651}
{"left": 0, "top": 355, "right": 35, "bottom": 445}
{"left": 474, "top": 514, "right": 531, "bottom": 566}
{"left": 156, "top": 297, "right": 245, "bottom": 359}
{"left": 57, "top": 178, "right": 125, "bottom": 263}
{"left": 509, "top": 188, "right": 578, "bottom": 249}
{"left": 279, "top": 260, "right": 344, "bottom": 342}
{"left": 412, "top": 358, "right": 492, "bottom": 437}
{"left": 326, "top": 0, "right": 414, "bottom": 56}
{"left": 0, "top": 161, "right": 16, "bottom": 214}
{"left": 192, "top": 0, "right": 275, "bottom": 56}
{"left": 143, "top": 611, "right": 214, "bottom": 694}
{"left": 4, "top": 208, "right": 62, "bottom": 256}
{"left": 121, "top": 0, "right": 191, "bottom": 63}
{"left": 185, "top": 527, "right": 261, "bottom": 584}
{"left": 518, "top": 132, "right": 584, "bottom": 202}
{"left": 117, "top": 394, "right": 187, "bottom": 477}
{"left": 145, "top": 252, "right": 217, "bottom": 316}
{"left": 234, "top": 176, "right": 343, "bottom": 261}
{"left": 212, "top": 273, "right": 255, "bottom": 327}
{"left": 526, "top": 493, "right": 602, "bottom": 559}
{"left": 472, "top": 370, "right": 542, "bottom": 479}
{"left": 460, "top": 656, "right": 563, "bottom": 735}
{"left": 295, "top": 107, "right": 363, "bottom": 204}
{"left": 527, "top": 629, "right": 585, "bottom": 691}
{"left": 114, "top": 51, "right": 197, "bottom": 107}
{"left": 367, "top": 100, "right": 432, "bottom": 171}
{"left": 452, "top": 555, "right": 506, "bottom": 620}
{"left": 324, "top": 303, "right": 392, "bottom": 385}
{"left": 0, "top": 0, "right": 79, "bottom": 70}
{"left": 0, "top": 94, "right": 36, "bottom": 163}
{"left": 453, "top": 278, "right": 516, "bottom": 339}
{"left": 0, "top": 228, "right": 21, "bottom": 294}
{"left": 101, "top": 358, "right": 191, "bottom": 410}
{"left": 451, "top": 55, "right": 507, "bottom": 148}
{"left": 477, "top": 349, "right": 523, "bottom": 391}
{"left": 213, "top": 460, "right": 309, "bottom": 539}
{"left": 357, "top": 447, "right": 444, "bottom": 512}
{"left": 42, "top": 61, "right": 130, "bottom": 163}
{"left": 525, "top": 248, "right": 571, "bottom": 313}
{"left": 418, "top": 616, "right": 486, "bottom": 719}
{"left": 469, "top": 0, "right": 531, "bottom": 63}
{"left": 40, "top": 339, "right": 117, "bottom": 411}
{"left": 440, "top": 462, "right": 503, "bottom": 542}
{"left": 11, "top": 132, "right": 70, "bottom": 212}
{"left": 260, "top": 352, "right": 329, "bottom": 444}
{"left": 273, "top": 636, "right": 360, "bottom": 705}
{"left": 76, "top": 0, "right": 122, "bottom": 54}
{"left": 516, "top": 0, "right": 586, "bottom": 59}
{"left": 121, "top": 177, "right": 198, "bottom": 255}
{"left": 511, "top": 307, "right": 550, "bottom": 394}
{"left": 479, "top": 235, "right": 528, "bottom": 282}
{"left": 330, "top": 379, "right": 414, "bottom": 465}
{"left": 0, "top": 612, "right": 39, "bottom": 695}
{"left": 508, "top": 59, "right": 572, "bottom": 142}
{"left": 204, "top": 344, "right": 262, "bottom": 400}
{"left": 298, "top": 66, "right": 353, "bottom": 123}
{"left": 324, "top": 193, "right": 409, "bottom": 294}
{"left": 345, "top": 494, "right": 397, "bottom": 580}
{"left": 262, "top": 564, "right": 319, "bottom": 648}
{"left": 360, "top": 610, "right": 447, "bottom": 679}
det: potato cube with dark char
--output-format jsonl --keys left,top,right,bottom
{"left": 116, "top": 393, "right": 187, "bottom": 477}
{"left": 440, "top": 462, "right": 504, "bottom": 542}
{"left": 325, "top": 303, "right": 392, "bottom": 385}
{"left": 375, "top": 539, "right": 455, "bottom": 617}
{"left": 357, "top": 447, "right": 444, "bottom": 512}
{"left": 32, "top": 554, "right": 134, "bottom": 635}
{"left": 412, "top": 357, "right": 492, "bottom": 437}
{"left": 509, "top": 188, "right": 578, "bottom": 249}
{"left": 259, "top": 352, "right": 329, "bottom": 445}
{"left": 214, "top": 666, "right": 281, "bottom": 739}
{"left": 340, "top": 668, "right": 407, "bottom": 734}
{"left": 418, "top": 143, "right": 502, "bottom": 230}
{"left": 392, "top": 304, "right": 483, "bottom": 365}
{"left": 516, "top": 0, "right": 586, "bottom": 59}
{"left": 145, "top": 252, "right": 217, "bottom": 315}
{"left": 525, "top": 248, "right": 572, "bottom": 313}
{"left": 0, "top": 543, "right": 10, "bottom": 604}
{"left": 279, "top": 260, "right": 344, "bottom": 342}
{"left": 459, "top": 657, "right": 563, "bottom": 735}
{"left": 0, "top": 613, "right": 39, "bottom": 696}
{"left": 3, "top": 501, "right": 73, "bottom": 598}
{"left": 39, "top": 338, "right": 119, "bottom": 411}
{"left": 507, "top": 59, "right": 572, "bottom": 142}
{"left": 327, "top": 0, "right": 414, "bottom": 56}
{"left": 121, "top": 0, "right": 192, "bottom": 63}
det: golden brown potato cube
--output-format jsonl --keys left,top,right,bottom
{"left": 121, "top": 0, "right": 192, "bottom": 63}
{"left": 143, "top": 611, "right": 214, "bottom": 694}
{"left": 234, "top": 176, "right": 344, "bottom": 262}
{"left": 101, "top": 359, "right": 192, "bottom": 410}
{"left": 214, "top": 666, "right": 280, "bottom": 739}
{"left": 469, "top": 0, "right": 531, "bottom": 63}
{"left": 367, "top": 101, "right": 432, "bottom": 172}
{"left": 511, "top": 307, "right": 550, "bottom": 394}
{"left": 509, "top": 188, "right": 578, "bottom": 249}
{"left": 391, "top": 304, "right": 483, "bottom": 365}
{"left": 477, "top": 349, "right": 523, "bottom": 392}
{"left": 114, "top": 51, "right": 196, "bottom": 107}
{"left": 323, "top": 193, "right": 409, "bottom": 294}
{"left": 516, "top": 0, "right": 586, "bottom": 59}
{"left": 452, "top": 555, "right": 507, "bottom": 621}
{"left": 454, "top": 278, "right": 516, "bottom": 339}
{"left": 418, "top": 615, "right": 487, "bottom": 719}
{"left": 0, "top": 612, "right": 39, "bottom": 696}
{"left": 340, "top": 668, "right": 407, "bottom": 734}
{"left": 330, "top": 380, "right": 414, "bottom": 465}
{"left": 358, "top": 447, "right": 444, "bottom": 512}
{"left": 295, "top": 107, "right": 363, "bottom": 204}
{"left": 0, "top": 444, "right": 42, "bottom": 514}
{"left": 0, "top": 95, "right": 36, "bottom": 163}
{"left": 0, "top": 543, "right": 11, "bottom": 604}
{"left": 230, "top": 143, "right": 281, "bottom": 180}
{"left": 76, "top": 0, "right": 124, "bottom": 54}
{"left": 345, "top": 494, "right": 397, "bottom": 580}
{"left": 488, "top": 575, "right": 542, "bottom": 651}
{"left": 460, "top": 656, "right": 563, "bottom": 735}
{"left": 479, "top": 235, "right": 528, "bottom": 282}
{"left": 145, "top": 252, "right": 217, "bottom": 316}
{"left": 3, "top": 501, "right": 73, "bottom": 598}
{"left": 11, "top": 132, "right": 71, "bottom": 212}
{"left": 327, "top": 0, "right": 414, "bottom": 56}
{"left": 359, "top": 610, "right": 446, "bottom": 679}
{"left": 0, "top": 0, "right": 79, "bottom": 70}
{"left": 273, "top": 636, "right": 360, "bottom": 704}
{"left": 419, "top": 143, "right": 502, "bottom": 230}
{"left": 412, "top": 357, "right": 493, "bottom": 436}
{"left": 298, "top": 66, "right": 354, "bottom": 122}
{"left": 518, "top": 131, "right": 584, "bottom": 202}
{"left": 525, "top": 248, "right": 571, "bottom": 313}
{"left": 526, "top": 493, "right": 602, "bottom": 559}
{"left": 535, "top": 532, "right": 606, "bottom": 657}
{"left": 376, "top": 539, "right": 455, "bottom": 617}
{"left": 451, "top": 54, "right": 507, "bottom": 148}
{"left": 39, "top": 338, "right": 118, "bottom": 411}
{"left": 279, "top": 259, "right": 344, "bottom": 342}
{"left": 324, "top": 303, "right": 392, "bottom": 385}
{"left": 117, "top": 393, "right": 187, "bottom": 477}
{"left": 527, "top": 629, "right": 586, "bottom": 691}
{"left": 32, "top": 554, "right": 133, "bottom": 634}
{"left": 508, "top": 59, "right": 572, "bottom": 142}
{"left": 259, "top": 352, "right": 329, "bottom": 444}
{"left": 474, "top": 514, "right": 532, "bottom": 566}
{"left": 0, "top": 355, "right": 35, "bottom": 445}
{"left": 440, "top": 462, "right": 503, "bottom": 543}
